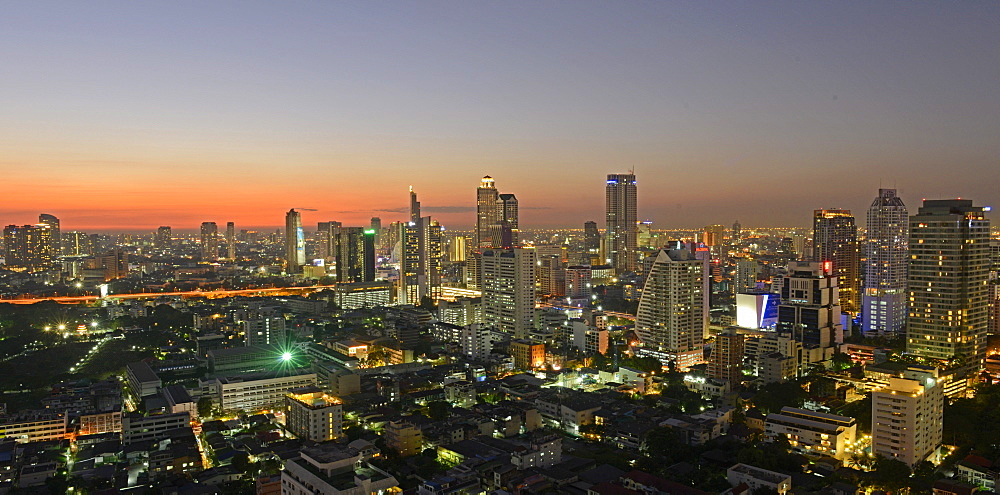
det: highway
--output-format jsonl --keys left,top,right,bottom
{"left": 0, "top": 285, "right": 340, "bottom": 305}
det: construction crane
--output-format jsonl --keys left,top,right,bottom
{"left": 292, "top": 207, "right": 318, "bottom": 211}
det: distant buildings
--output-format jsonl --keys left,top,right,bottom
{"left": 606, "top": 173, "right": 637, "bottom": 274}
{"left": 906, "top": 199, "right": 991, "bottom": 365}
{"left": 200, "top": 221, "right": 219, "bottom": 262}
{"left": 863, "top": 189, "right": 909, "bottom": 336}
{"left": 2, "top": 223, "right": 56, "bottom": 272}
{"left": 285, "top": 209, "right": 305, "bottom": 274}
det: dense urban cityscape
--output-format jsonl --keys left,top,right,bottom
{"left": 0, "top": 174, "right": 997, "bottom": 495}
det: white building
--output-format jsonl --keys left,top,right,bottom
{"left": 765, "top": 407, "right": 857, "bottom": 461}
{"left": 285, "top": 386, "right": 344, "bottom": 442}
{"left": 205, "top": 372, "right": 318, "bottom": 413}
{"left": 872, "top": 369, "right": 944, "bottom": 467}
{"left": 727, "top": 463, "right": 791, "bottom": 494}
{"left": 635, "top": 248, "right": 708, "bottom": 371}
{"left": 281, "top": 444, "right": 399, "bottom": 495}
{"left": 481, "top": 248, "right": 536, "bottom": 338}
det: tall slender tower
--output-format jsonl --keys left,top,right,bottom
{"left": 498, "top": 193, "right": 519, "bottom": 247}
{"left": 38, "top": 214, "right": 61, "bottom": 256}
{"left": 225, "top": 221, "right": 236, "bottom": 260}
{"left": 907, "top": 199, "right": 990, "bottom": 365}
{"left": 812, "top": 209, "right": 860, "bottom": 315}
{"left": 863, "top": 189, "right": 908, "bottom": 336}
{"left": 476, "top": 176, "right": 499, "bottom": 248}
{"left": 606, "top": 173, "right": 637, "bottom": 274}
{"left": 409, "top": 186, "right": 421, "bottom": 223}
{"left": 200, "top": 222, "right": 219, "bottom": 262}
{"left": 635, "top": 248, "right": 708, "bottom": 371}
{"left": 285, "top": 209, "right": 305, "bottom": 274}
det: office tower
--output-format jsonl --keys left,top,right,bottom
{"left": 708, "top": 327, "right": 745, "bottom": 385}
{"left": 449, "top": 235, "right": 467, "bottom": 262}
{"left": 606, "top": 173, "right": 637, "bottom": 274}
{"left": 734, "top": 258, "right": 759, "bottom": 294}
{"left": 397, "top": 217, "right": 442, "bottom": 304}
{"left": 2, "top": 224, "right": 55, "bottom": 272}
{"left": 64, "top": 231, "right": 92, "bottom": 256}
{"left": 703, "top": 224, "right": 725, "bottom": 247}
{"left": 285, "top": 209, "right": 305, "bottom": 274}
{"left": 498, "top": 193, "right": 519, "bottom": 246}
{"left": 225, "top": 221, "right": 236, "bottom": 260}
{"left": 476, "top": 176, "right": 499, "bottom": 248}
{"left": 316, "top": 221, "right": 342, "bottom": 260}
{"left": 37, "top": 214, "right": 61, "bottom": 256}
{"left": 285, "top": 386, "right": 344, "bottom": 442}
{"left": 584, "top": 221, "right": 600, "bottom": 253}
{"left": 635, "top": 248, "right": 708, "bottom": 369}
{"left": 907, "top": 199, "right": 990, "bottom": 365}
{"left": 489, "top": 222, "right": 515, "bottom": 249}
{"left": 335, "top": 227, "right": 375, "bottom": 283}
{"left": 863, "top": 189, "right": 909, "bottom": 336}
{"left": 812, "top": 209, "right": 860, "bottom": 315}
{"left": 871, "top": 368, "right": 943, "bottom": 467}
{"left": 155, "top": 226, "right": 172, "bottom": 250}
{"left": 244, "top": 314, "right": 286, "bottom": 346}
{"left": 481, "top": 248, "right": 537, "bottom": 338}
{"left": 536, "top": 255, "right": 565, "bottom": 297}
{"left": 777, "top": 261, "right": 844, "bottom": 352}
{"left": 732, "top": 220, "right": 742, "bottom": 241}
{"left": 409, "top": 186, "right": 421, "bottom": 223}
{"left": 370, "top": 217, "right": 381, "bottom": 249}
{"left": 200, "top": 222, "right": 219, "bottom": 262}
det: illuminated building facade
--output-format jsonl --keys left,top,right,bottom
{"left": 863, "top": 189, "right": 909, "bottom": 336}
{"left": 871, "top": 369, "right": 943, "bottom": 467}
{"left": 812, "top": 209, "right": 860, "bottom": 315}
{"left": 776, "top": 261, "right": 843, "bottom": 351}
{"left": 225, "top": 221, "right": 236, "bottom": 260}
{"left": 476, "top": 176, "right": 499, "bottom": 248}
{"left": 335, "top": 227, "right": 376, "bottom": 283}
{"left": 906, "top": 199, "right": 990, "bottom": 365}
{"left": 155, "top": 226, "right": 172, "bottom": 251}
{"left": 199, "top": 221, "right": 219, "bottom": 262}
{"left": 37, "top": 214, "right": 61, "bottom": 256}
{"left": 635, "top": 248, "right": 708, "bottom": 369}
{"left": 481, "top": 248, "right": 536, "bottom": 338}
{"left": 708, "top": 327, "right": 744, "bottom": 385}
{"left": 285, "top": 209, "right": 305, "bottom": 274}
{"left": 2, "top": 223, "right": 55, "bottom": 272}
{"left": 606, "top": 173, "right": 637, "bottom": 274}
{"left": 285, "top": 386, "right": 343, "bottom": 442}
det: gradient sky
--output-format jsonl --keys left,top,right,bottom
{"left": 2, "top": 2, "right": 998, "bottom": 231}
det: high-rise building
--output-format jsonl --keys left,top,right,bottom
{"left": 370, "top": 217, "right": 382, "bottom": 249}
{"left": 863, "top": 189, "right": 909, "bottom": 336}
{"left": 155, "top": 226, "right": 172, "bottom": 251}
{"left": 583, "top": 221, "right": 600, "bottom": 254}
{"left": 335, "top": 227, "right": 376, "bottom": 283}
{"left": 776, "top": 261, "right": 843, "bottom": 352}
{"left": 734, "top": 258, "right": 759, "bottom": 294}
{"left": 225, "top": 221, "right": 236, "bottom": 260}
{"left": 606, "top": 173, "right": 637, "bottom": 274}
{"left": 732, "top": 220, "right": 742, "bottom": 241}
{"left": 38, "top": 214, "right": 61, "bottom": 256}
{"left": 3, "top": 224, "right": 56, "bottom": 272}
{"left": 498, "top": 193, "right": 519, "bottom": 246}
{"left": 565, "top": 265, "right": 592, "bottom": 302}
{"left": 316, "top": 221, "right": 343, "bottom": 260}
{"left": 906, "top": 199, "right": 990, "bottom": 365}
{"left": 244, "top": 314, "right": 286, "bottom": 347}
{"left": 812, "top": 209, "right": 860, "bottom": 315}
{"left": 409, "top": 186, "right": 421, "bottom": 223}
{"left": 449, "top": 235, "right": 467, "bottom": 262}
{"left": 285, "top": 386, "right": 343, "bottom": 442}
{"left": 703, "top": 224, "right": 725, "bottom": 247}
{"left": 709, "top": 327, "right": 745, "bottom": 385}
{"left": 397, "top": 217, "right": 443, "bottom": 304}
{"left": 200, "top": 222, "right": 218, "bottom": 262}
{"left": 871, "top": 368, "right": 943, "bottom": 467}
{"left": 481, "top": 248, "right": 536, "bottom": 338}
{"left": 476, "top": 176, "right": 499, "bottom": 248}
{"left": 285, "top": 209, "right": 305, "bottom": 274}
{"left": 64, "top": 231, "right": 92, "bottom": 256}
{"left": 635, "top": 248, "right": 708, "bottom": 369}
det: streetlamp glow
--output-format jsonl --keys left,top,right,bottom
{"left": 281, "top": 352, "right": 292, "bottom": 362}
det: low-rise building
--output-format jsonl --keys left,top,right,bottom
{"left": 285, "top": 386, "right": 344, "bottom": 442}
{"left": 281, "top": 443, "right": 400, "bottom": 495}
{"left": 765, "top": 407, "right": 857, "bottom": 461}
{"left": 726, "top": 463, "right": 791, "bottom": 494}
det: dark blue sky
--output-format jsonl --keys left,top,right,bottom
{"left": 1, "top": 2, "right": 997, "bottom": 229}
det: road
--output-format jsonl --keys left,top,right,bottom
{"left": 0, "top": 285, "right": 340, "bottom": 305}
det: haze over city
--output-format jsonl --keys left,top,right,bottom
{"left": 2, "top": 2, "right": 999, "bottom": 230}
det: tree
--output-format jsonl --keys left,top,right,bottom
{"left": 427, "top": 401, "right": 451, "bottom": 421}
{"left": 870, "top": 455, "right": 911, "bottom": 493}
{"left": 198, "top": 397, "right": 214, "bottom": 418}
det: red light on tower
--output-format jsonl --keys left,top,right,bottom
{"left": 823, "top": 261, "right": 833, "bottom": 275}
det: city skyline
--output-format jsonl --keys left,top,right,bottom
{"left": 2, "top": 3, "right": 999, "bottom": 230}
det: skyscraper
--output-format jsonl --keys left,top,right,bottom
{"left": 316, "top": 221, "right": 342, "bottom": 260}
{"left": 370, "top": 217, "right": 382, "bottom": 249}
{"left": 812, "top": 209, "right": 860, "bottom": 315}
{"left": 476, "top": 176, "right": 499, "bottom": 248}
{"left": 409, "top": 186, "right": 421, "bottom": 223}
{"left": 396, "top": 216, "right": 443, "bottom": 304}
{"left": 200, "top": 222, "right": 219, "bottom": 262}
{"left": 481, "top": 248, "right": 536, "bottom": 338}
{"left": 606, "top": 173, "right": 637, "bottom": 274}
{"left": 156, "top": 226, "right": 172, "bottom": 250}
{"left": 38, "top": 214, "right": 61, "bottom": 256}
{"left": 907, "top": 199, "right": 990, "bottom": 365}
{"left": 285, "top": 209, "right": 305, "bottom": 274}
{"left": 863, "top": 189, "right": 908, "bottom": 336}
{"left": 335, "top": 227, "right": 376, "bottom": 283}
{"left": 3, "top": 224, "right": 55, "bottom": 272}
{"left": 635, "top": 248, "right": 708, "bottom": 370}
{"left": 226, "top": 221, "right": 236, "bottom": 260}
{"left": 708, "top": 327, "right": 745, "bottom": 385}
